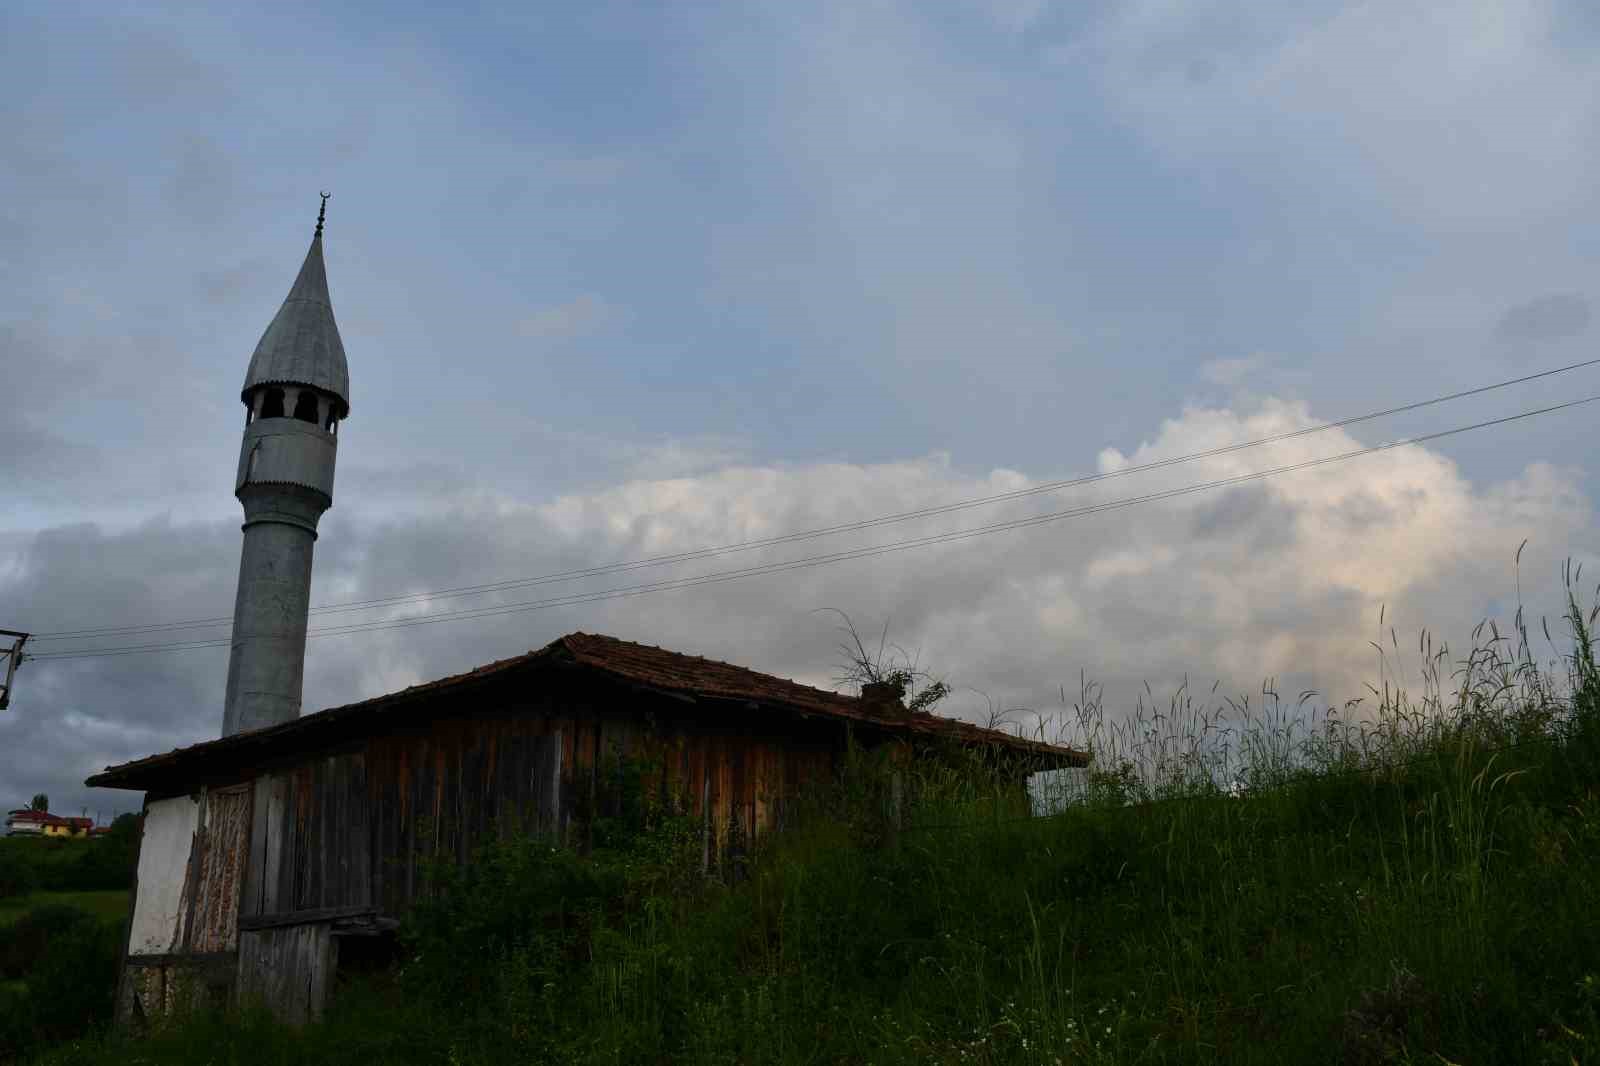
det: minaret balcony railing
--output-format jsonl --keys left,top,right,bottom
{"left": 236, "top": 416, "right": 338, "bottom": 501}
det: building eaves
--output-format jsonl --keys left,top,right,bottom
{"left": 86, "top": 632, "right": 1085, "bottom": 791}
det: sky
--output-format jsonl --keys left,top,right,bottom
{"left": 2, "top": 0, "right": 1598, "bottom": 819}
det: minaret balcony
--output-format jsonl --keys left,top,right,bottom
{"left": 236, "top": 415, "right": 338, "bottom": 501}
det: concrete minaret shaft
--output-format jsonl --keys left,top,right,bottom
{"left": 222, "top": 198, "right": 351, "bottom": 737}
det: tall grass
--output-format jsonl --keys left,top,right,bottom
{"left": 29, "top": 560, "right": 1600, "bottom": 1066}
{"left": 1031, "top": 556, "right": 1599, "bottom": 808}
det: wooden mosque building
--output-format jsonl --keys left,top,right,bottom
{"left": 88, "top": 632, "right": 1086, "bottom": 1023}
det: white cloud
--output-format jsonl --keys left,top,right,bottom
{"left": 332, "top": 396, "right": 1595, "bottom": 734}
{"left": 7, "top": 392, "right": 1593, "bottom": 814}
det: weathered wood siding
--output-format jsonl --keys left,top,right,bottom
{"left": 237, "top": 924, "right": 336, "bottom": 1025}
{"left": 239, "top": 753, "right": 373, "bottom": 918}
{"left": 237, "top": 679, "right": 842, "bottom": 924}
{"left": 183, "top": 785, "right": 251, "bottom": 953}
{"left": 119, "top": 678, "right": 853, "bottom": 1027}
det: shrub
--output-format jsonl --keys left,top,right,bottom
{"left": 0, "top": 903, "right": 120, "bottom": 1062}
{"left": 401, "top": 751, "right": 702, "bottom": 1013}
{"left": 62, "top": 836, "right": 136, "bottom": 894}
{"left": 25, "top": 917, "right": 119, "bottom": 1043}
{"left": 0, "top": 980, "right": 32, "bottom": 1063}
{"left": 0, "top": 859, "right": 38, "bottom": 902}
{"left": 0, "top": 904, "right": 101, "bottom": 982}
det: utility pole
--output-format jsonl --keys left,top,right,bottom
{"left": 0, "top": 630, "right": 29, "bottom": 710}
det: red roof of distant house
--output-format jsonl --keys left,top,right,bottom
{"left": 5, "top": 810, "right": 92, "bottom": 829}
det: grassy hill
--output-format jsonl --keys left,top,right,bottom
{"left": 22, "top": 574, "right": 1600, "bottom": 1065}
{"left": 0, "top": 893, "right": 127, "bottom": 928}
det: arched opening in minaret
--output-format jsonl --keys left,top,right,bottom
{"left": 293, "top": 389, "right": 320, "bottom": 425}
{"left": 261, "top": 388, "right": 285, "bottom": 420}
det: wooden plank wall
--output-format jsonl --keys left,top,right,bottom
{"left": 239, "top": 754, "right": 373, "bottom": 918}
{"left": 236, "top": 924, "right": 336, "bottom": 1026}
{"left": 241, "top": 685, "right": 846, "bottom": 925}
{"left": 365, "top": 710, "right": 566, "bottom": 916}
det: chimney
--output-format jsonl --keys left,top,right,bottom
{"left": 860, "top": 677, "right": 908, "bottom": 716}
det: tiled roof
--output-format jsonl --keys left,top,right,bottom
{"left": 557, "top": 634, "right": 1083, "bottom": 754}
{"left": 86, "top": 632, "right": 1085, "bottom": 790}
{"left": 4, "top": 810, "right": 91, "bottom": 828}
{"left": 562, "top": 632, "right": 882, "bottom": 719}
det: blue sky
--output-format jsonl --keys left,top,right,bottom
{"left": 3, "top": 0, "right": 1597, "bottom": 816}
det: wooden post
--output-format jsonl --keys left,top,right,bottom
{"left": 701, "top": 769, "right": 711, "bottom": 876}
{"left": 585, "top": 723, "right": 599, "bottom": 855}
{"left": 547, "top": 729, "right": 563, "bottom": 842}
{"left": 889, "top": 769, "right": 904, "bottom": 850}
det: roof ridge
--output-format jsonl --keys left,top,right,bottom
{"left": 562, "top": 630, "right": 850, "bottom": 700}
{"left": 86, "top": 631, "right": 1087, "bottom": 790}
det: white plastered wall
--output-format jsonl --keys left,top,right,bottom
{"left": 1028, "top": 767, "right": 1090, "bottom": 817}
{"left": 128, "top": 794, "right": 200, "bottom": 955}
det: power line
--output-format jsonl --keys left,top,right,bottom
{"left": 27, "top": 392, "right": 1598, "bottom": 663}
{"left": 29, "top": 356, "right": 1600, "bottom": 644}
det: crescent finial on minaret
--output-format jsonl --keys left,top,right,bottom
{"left": 315, "top": 191, "right": 330, "bottom": 237}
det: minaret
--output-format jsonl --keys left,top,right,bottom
{"left": 222, "top": 196, "right": 350, "bottom": 737}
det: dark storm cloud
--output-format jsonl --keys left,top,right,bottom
{"left": 1495, "top": 293, "right": 1591, "bottom": 344}
{"left": 1, "top": 519, "right": 239, "bottom": 816}
{"left": 0, "top": 423, "right": 102, "bottom": 490}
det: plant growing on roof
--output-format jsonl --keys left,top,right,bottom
{"left": 817, "top": 608, "right": 951, "bottom": 715}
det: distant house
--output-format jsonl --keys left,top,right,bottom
{"left": 87, "top": 632, "right": 1086, "bottom": 1025}
{"left": 5, "top": 809, "right": 94, "bottom": 838}
{"left": 4, "top": 810, "right": 44, "bottom": 836}
{"left": 53, "top": 816, "right": 93, "bottom": 837}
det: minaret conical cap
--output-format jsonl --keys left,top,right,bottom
{"left": 241, "top": 204, "right": 350, "bottom": 414}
